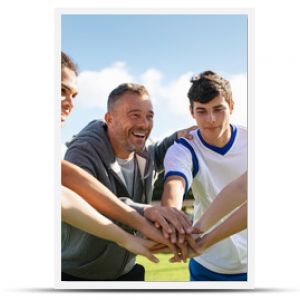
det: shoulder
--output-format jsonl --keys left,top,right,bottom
{"left": 174, "top": 136, "right": 197, "bottom": 154}
{"left": 67, "top": 120, "right": 107, "bottom": 148}
{"left": 165, "top": 137, "right": 196, "bottom": 162}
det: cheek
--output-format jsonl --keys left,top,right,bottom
{"left": 61, "top": 100, "right": 66, "bottom": 108}
{"left": 194, "top": 115, "right": 204, "bottom": 124}
{"left": 217, "top": 110, "right": 226, "bottom": 118}
{"left": 148, "top": 120, "right": 154, "bottom": 129}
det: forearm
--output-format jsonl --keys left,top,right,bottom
{"left": 197, "top": 172, "right": 247, "bottom": 232}
{"left": 161, "top": 177, "right": 185, "bottom": 209}
{"left": 201, "top": 203, "right": 247, "bottom": 250}
{"left": 61, "top": 160, "right": 145, "bottom": 230}
{"left": 61, "top": 186, "right": 133, "bottom": 247}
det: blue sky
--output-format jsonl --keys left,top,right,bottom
{"left": 61, "top": 14, "right": 248, "bottom": 143}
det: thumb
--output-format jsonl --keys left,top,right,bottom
{"left": 191, "top": 225, "right": 203, "bottom": 234}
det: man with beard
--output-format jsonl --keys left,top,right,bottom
{"left": 62, "top": 82, "right": 196, "bottom": 281}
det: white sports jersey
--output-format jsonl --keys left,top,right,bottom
{"left": 164, "top": 124, "right": 247, "bottom": 274}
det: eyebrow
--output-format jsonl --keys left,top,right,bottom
{"left": 196, "top": 104, "right": 226, "bottom": 110}
{"left": 213, "top": 104, "right": 226, "bottom": 109}
{"left": 128, "top": 109, "right": 154, "bottom": 115}
{"left": 61, "top": 83, "right": 78, "bottom": 96}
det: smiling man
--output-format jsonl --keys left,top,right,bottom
{"left": 63, "top": 82, "right": 195, "bottom": 281}
{"left": 162, "top": 71, "right": 248, "bottom": 281}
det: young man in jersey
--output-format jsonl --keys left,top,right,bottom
{"left": 162, "top": 71, "right": 247, "bottom": 281}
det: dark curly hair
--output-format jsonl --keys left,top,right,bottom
{"left": 188, "top": 71, "right": 233, "bottom": 108}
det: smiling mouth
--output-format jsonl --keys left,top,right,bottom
{"left": 61, "top": 110, "right": 70, "bottom": 117}
{"left": 132, "top": 131, "right": 146, "bottom": 139}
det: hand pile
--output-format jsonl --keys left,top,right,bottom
{"left": 143, "top": 206, "right": 207, "bottom": 263}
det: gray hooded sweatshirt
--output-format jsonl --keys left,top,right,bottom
{"left": 62, "top": 120, "right": 177, "bottom": 280}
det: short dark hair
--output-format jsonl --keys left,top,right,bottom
{"left": 61, "top": 51, "right": 78, "bottom": 75}
{"left": 107, "top": 83, "right": 150, "bottom": 111}
{"left": 187, "top": 71, "right": 232, "bottom": 108}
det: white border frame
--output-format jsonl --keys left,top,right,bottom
{"left": 55, "top": 8, "right": 254, "bottom": 290}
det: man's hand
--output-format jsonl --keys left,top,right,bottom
{"left": 143, "top": 206, "right": 193, "bottom": 241}
{"left": 149, "top": 233, "right": 201, "bottom": 264}
{"left": 121, "top": 236, "right": 160, "bottom": 263}
{"left": 172, "top": 234, "right": 201, "bottom": 263}
{"left": 168, "top": 235, "right": 208, "bottom": 263}
{"left": 135, "top": 215, "right": 182, "bottom": 261}
{"left": 176, "top": 125, "right": 198, "bottom": 140}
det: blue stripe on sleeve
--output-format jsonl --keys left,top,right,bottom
{"left": 164, "top": 171, "right": 189, "bottom": 195}
{"left": 175, "top": 138, "right": 199, "bottom": 177}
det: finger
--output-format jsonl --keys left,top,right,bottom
{"left": 170, "top": 231, "right": 177, "bottom": 244}
{"left": 188, "top": 125, "right": 198, "bottom": 131}
{"left": 184, "top": 126, "right": 198, "bottom": 139}
{"left": 152, "top": 246, "right": 171, "bottom": 253}
{"left": 169, "top": 208, "right": 193, "bottom": 234}
{"left": 176, "top": 211, "right": 193, "bottom": 234}
{"left": 163, "top": 211, "right": 185, "bottom": 235}
{"left": 179, "top": 242, "right": 188, "bottom": 263}
{"left": 167, "top": 243, "right": 181, "bottom": 261}
{"left": 169, "top": 253, "right": 183, "bottom": 263}
{"left": 185, "top": 133, "right": 193, "bottom": 140}
{"left": 186, "top": 234, "right": 200, "bottom": 255}
{"left": 149, "top": 241, "right": 169, "bottom": 251}
{"left": 143, "top": 250, "right": 160, "bottom": 263}
{"left": 155, "top": 215, "right": 173, "bottom": 235}
{"left": 169, "top": 256, "right": 176, "bottom": 263}
{"left": 168, "top": 224, "right": 177, "bottom": 243}
{"left": 178, "top": 232, "right": 186, "bottom": 244}
{"left": 162, "top": 228, "right": 170, "bottom": 239}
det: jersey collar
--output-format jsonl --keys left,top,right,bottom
{"left": 197, "top": 124, "right": 237, "bottom": 155}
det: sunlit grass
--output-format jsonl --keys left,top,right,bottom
{"left": 136, "top": 253, "right": 189, "bottom": 282}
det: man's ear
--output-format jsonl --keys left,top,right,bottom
{"left": 104, "top": 112, "right": 112, "bottom": 125}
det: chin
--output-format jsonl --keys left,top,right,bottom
{"left": 134, "top": 144, "right": 145, "bottom": 153}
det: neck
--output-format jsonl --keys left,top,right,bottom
{"left": 204, "top": 125, "right": 232, "bottom": 148}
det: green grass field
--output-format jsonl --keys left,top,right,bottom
{"left": 136, "top": 253, "right": 190, "bottom": 281}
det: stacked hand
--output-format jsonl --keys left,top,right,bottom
{"left": 143, "top": 206, "right": 206, "bottom": 263}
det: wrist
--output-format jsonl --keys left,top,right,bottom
{"left": 127, "top": 209, "right": 148, "bottom": 230}
{"left": 143, "top": 204, "right": 153, "bottom": 218}
{"left": 200, "top": 232, "right": 214, "bottom": 251}
{"left": 194, "top": 219, "right": 206, "bottom": 234}
{"left": 116, "top": 231, "right": 131, "bottom": 249}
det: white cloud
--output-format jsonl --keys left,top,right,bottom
{"left": 76, "top": 61, "right": 134, "bottom": 108}
{"left": 162, "top": 72, "right": 193, "bottom": 118}
{"left": 228, "top": 73, "right": 248, "bottom": 127}
{"left": 75, "top": 63, "right": 247, "bottom": 135}
{"left": 140, "top": 69, "right": 165, "bottom": 107}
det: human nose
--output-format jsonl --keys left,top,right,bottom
{"left": 206, "top": 112, "right": 216, "bottom": 123}
{"left": 138, "top": 116, "right": 150, "bottom": 128}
